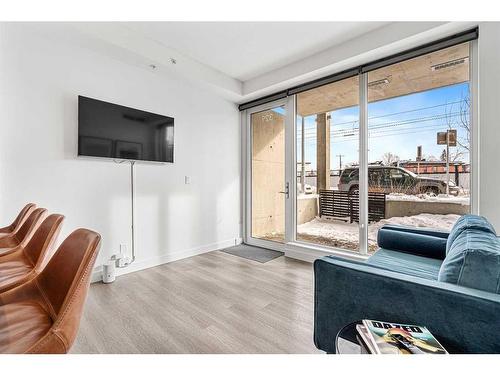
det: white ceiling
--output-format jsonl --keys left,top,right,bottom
{"left": 26, "top": 21, "right": 466, "bottom": 102}
{"left": 124, "top": 22, "right": 389, "bottom": 81}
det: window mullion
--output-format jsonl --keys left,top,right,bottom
{"left": 359, "top": 73, "right": 369, "bottom": 255}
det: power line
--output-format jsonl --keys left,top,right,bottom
{"left": 329, "top": 126, "right": 452, "bottom": 144}
{"left": 298, "top": 111, "right": 467, "bottom": 139}
{"left": 298, "top": 98, "right": 469, "bottom": 129}
{"left": 297, "top": 108, "right": 468, "bottom": 136}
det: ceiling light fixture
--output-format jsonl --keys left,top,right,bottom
{"left": 431, "top": 57, "right": 468, "bottom": 71}
{"left": 368, "top": 78, "right": 390, "bottom": 87}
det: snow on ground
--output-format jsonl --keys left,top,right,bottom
{"left": 297, "top": 213, "right": 460, "bottom": 251}
{"left": 298, "top": 193, "right": 318, "bottom": 200}
{"left": 368, "top": 213, "right": 460, "bottom": 240}
{"left": 387, "top": 193, "right": 469, "bottom": 205}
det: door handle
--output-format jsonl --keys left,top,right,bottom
{"left": 278, "top": 182, "right": 290, "bottom": 199}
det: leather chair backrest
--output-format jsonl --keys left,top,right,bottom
{"left": 23, "top": 214, "right": 65, "bottom": 271}
{"left": 30, "top": 229, "right": 101, "bottom": 352}
{"left": 14, "top": 208, "right": 47, "bottom": 244}
{"left": 10, "top": 203, "right": 36, "bottom": 232}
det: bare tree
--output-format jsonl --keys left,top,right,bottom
{"left": 444, "top": 94, "right": 470, "bottom": 161}
{"left": 382, "top": 152, "right": 400, "bottom": 166}
{"left": 426, "top": 154, "right": 438, "bottom": 162}
{"left": 440, "top": 149, "right": 447, "bottom": 161}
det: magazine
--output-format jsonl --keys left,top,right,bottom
{"left": 361, "top": 320, "right": 448, "bottom": 354}
{"left": 355, "top": 324, "right": 377, "bottom": 354}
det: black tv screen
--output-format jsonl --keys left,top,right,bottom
{"left": 78, "top": 96, "right": 174, "bottom": 163}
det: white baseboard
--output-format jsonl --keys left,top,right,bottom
{"left": 91, "top": 237, "right": 242, "bottom": 283}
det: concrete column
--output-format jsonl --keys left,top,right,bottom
{"left": 316, "top": 112, "right": 330, "bottom": 191}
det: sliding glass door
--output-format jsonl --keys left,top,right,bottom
{"left": 244, "top": 99, "right": 293, "bottom": 249}
{"left": 250, "top": 105, "right": 286, "bottom": 243}
{"left": 243, "top": 37, "right": 476, "bottom": 256}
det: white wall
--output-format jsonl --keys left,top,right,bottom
{"left": 478, "top": 22, "right": 500, "bottom": 229}
{"left": 0, "top": 24, "right": 241, "bottom": 279}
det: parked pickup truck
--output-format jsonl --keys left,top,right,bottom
{"left": 338, "top": 165, "right": 460, "bottom": 195}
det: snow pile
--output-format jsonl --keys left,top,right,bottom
{"left": 368, "top": 213, "right": 460, "bottom": 237}
{"left": 297, "top": 213, "right": 460, "bottom": 251}
{"left": 387, "top": 193, "right": 469, "bottom": 205}
{"left": 298, "top": 193, "right": 319, "bottom": 200}
{"left": 297, "top": 183, "right": 317, "bottom": 195}
{"left": 298, "top": 218, "right": 359, "bottom": 243}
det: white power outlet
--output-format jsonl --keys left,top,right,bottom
{"left": 119, "top": 244, "right": 127, "bottom": 255}
{"left": 184, "top": 176, "right": 191, "bottom": 185}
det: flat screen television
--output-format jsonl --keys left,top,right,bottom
{"left": 78, "top": 96, "right": 174, "bottom": 163}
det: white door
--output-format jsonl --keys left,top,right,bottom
{"left": 243, "top": 97, "right": 295, "bottom": 251}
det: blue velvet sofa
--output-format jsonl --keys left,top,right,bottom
{"left": 314, "top": 215, "right": 500, "bottom": 354}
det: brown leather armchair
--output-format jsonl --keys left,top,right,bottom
{"left": 0, "top": 208, "right": 47, "bottom": 255}
{"left": 0, "top": 203, "right": 36, "bottom": 236}
{"left": 0, "top": 228, "right": 101, "bottom": 353}
{"left": 0, "top": 214, "right": 65, "bottom": 294}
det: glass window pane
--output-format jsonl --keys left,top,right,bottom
{"left": 367, "top": 42, "right": 471, "bottom": 252}
{"left": 295, "top": 76, "right": 360, "bottom": 252}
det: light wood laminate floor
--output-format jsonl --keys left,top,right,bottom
{"left": 72, "top": 250, "right": 322, "bottom": 354}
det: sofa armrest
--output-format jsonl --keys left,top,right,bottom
{"left": 377, "top": 226, "right": 447, "bottom": 260}
{"left": 314, "top": 256, "right": 500, "bottom": 353}
{"left": 380, "top": 224, "right": 449, "bottom": 239}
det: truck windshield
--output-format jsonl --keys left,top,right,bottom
{"left": 405, "top": 169, "right": 418, "bottom": 178}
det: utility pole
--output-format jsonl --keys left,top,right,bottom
{"left": 437, "top": 129, "right": 456, "bottom": 196}
{"left": 416, "top": 145, "right": 422, "bottom": 175}
{"left": 446, "top": 131, "right": 450, "bottom": 196}
{"left": 336, "top": 154, "right": 345, "bottom": 172}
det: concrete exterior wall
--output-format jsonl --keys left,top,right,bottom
{"left": 251, "top": 110, "right": 285, "bottom": 238}
{"left": 297, "top": 196, "right": 318, "bottom": 225}
{"left": 385, "top": 200, "right": 470, "bottom": 218}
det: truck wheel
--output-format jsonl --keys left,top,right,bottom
{"left": 424, "top": 186, "right": 439, "bottom": 196}
{"left": 349, "top": 185, "right": 359, "bottom": 195}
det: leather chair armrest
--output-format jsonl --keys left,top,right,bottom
{"left": 0, "top": 244, "right": 23, "bottom": 258}
{"left": 0, "top": 224, "right": 15, "bottom": 234}
{"left": 0, "top": 233, "right": 17, "bottom": 249}
{"left": 314, "top": 256, "right": 500, "bottom": 353}
{"left": 0, "top": 278, "right": 40, "bottom": 306}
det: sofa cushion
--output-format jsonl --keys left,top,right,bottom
{"left": 366, "top": 248, "right": 442, "bottom": 280}
{"left": 446, "top": 215, "right": 496, "bottom": 254}
{"left": 439, "top": 229, "right": 500, "bottom": 294}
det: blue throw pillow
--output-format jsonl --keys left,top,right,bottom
{"left": 446, "top": 215, "right": 497, "bottom": 254}
{"left": 439, "top": 228, "right": 500, "bottom": 294}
